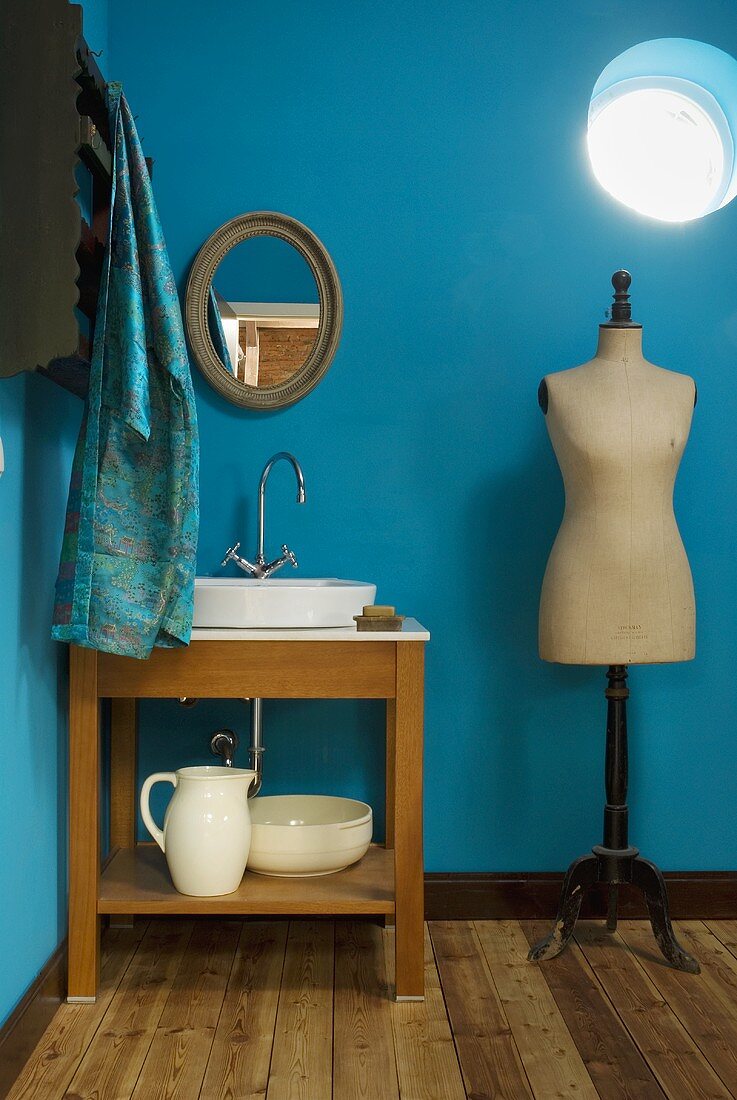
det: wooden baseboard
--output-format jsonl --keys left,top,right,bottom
{"left": 424, "top": 870, "right": 737, "bottom": 920}
{"left": 0, "top": 938, "right": 67, "bottom": 1100}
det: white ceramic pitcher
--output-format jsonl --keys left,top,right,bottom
{"left": 140, "top": 766, "right": 257, "bottom": 896}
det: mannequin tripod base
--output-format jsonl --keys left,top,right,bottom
{"left": 527, "top": 845, "right": 700, "bottom": 973}
{"left": 528, "top": 666, "right": 700, "bottom": 975}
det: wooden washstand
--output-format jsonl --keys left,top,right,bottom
{"left": 67, "top": 621, "right": 429, "bottom": 1001}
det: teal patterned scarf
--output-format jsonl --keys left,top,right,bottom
{"left": 52, "top": 85, "right": 199, "bottom": 658}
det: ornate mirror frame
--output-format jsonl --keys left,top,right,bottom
{"left": 185, "top": 211, "right": 343, "bottom": 410}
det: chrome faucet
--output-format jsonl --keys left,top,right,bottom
{"left": 222, "top": 452, "right": 306, "bottom": 579}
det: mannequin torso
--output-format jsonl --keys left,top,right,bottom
{"left": 539, "top": 325, "right": 696, "bottom": 665}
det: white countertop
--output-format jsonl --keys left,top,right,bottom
{"left": 191, "top": 617, "right": 430, "bottom": 642}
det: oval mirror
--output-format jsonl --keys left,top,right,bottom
{"left": 185, "top": 212, "right": 343, "bottom": 409}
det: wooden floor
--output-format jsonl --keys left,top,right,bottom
{"left": 8, "top": 917, "right": 737, "bottom": 1099}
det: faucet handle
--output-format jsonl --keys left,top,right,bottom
{"left": 261, "top": 545, "right": 299, "bottom": 578}
{"left": 221, "top": 542, "right": 241, "bottom": 568}
{"left": 281, "top": 544, "right": 298, "bottom": 568}
{"left": 222, "top": 543, "right": 261, "bottom": 576}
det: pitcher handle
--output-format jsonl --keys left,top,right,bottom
{"left": 140, "top": 772, "right": 177, "bottom": 853}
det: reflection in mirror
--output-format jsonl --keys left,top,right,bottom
{"left": 207, "top": 236, "right": 319, "bottom": 389}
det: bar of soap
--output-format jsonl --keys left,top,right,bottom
{"left": 363, "top": 605, "right": 396, "bottom": 617}
{"left": 354, "top": 614, "right": 405, "bottom": 631}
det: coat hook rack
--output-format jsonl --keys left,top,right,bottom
{"left": 75, "top": 38, "right": 111, "bottom": 152}
{"left": 1, "top": 2, "right": 154, "bottom": 395}
{"left": 78, "top": 115, "right": 112, "bottom": 182}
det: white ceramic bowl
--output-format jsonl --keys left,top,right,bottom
{"left": 247, "top": 795, "right": 373, "bottom": 877}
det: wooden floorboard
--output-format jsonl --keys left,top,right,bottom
{"left": 5, "top": 924, "right": 147, "bottom": 1100}
{"left": 430, "top": 919, "right": 534, "bottom": 1099}
{"left": 575, "top": 920, "right": 733, "bottom": 1100}
{"left": 475, "top": 919, "right": 599, "bottom": 1099}
{"left": 131, "top": 919, "right": 241, "bottom": 1100}
{"left": 199, "top": 920, "right": 287, "bottom": 1100}
{"left": 706, "top": 919, "right": 737, "bottom": 966}
{"left": 334, "top": 920, "right": 399, "bottom": 1100}
{"left": 522, "top": 921, "right": 665, "bottom": 1100}
{"left": 266, "top": 920, "right": 334, "bottom": 1100}
{"left": 62, "top": 920, "right": 194, "bottom": 1100}
{"left": 9, "top": 917, "right": 737, "bottom": 1100}
{"left": 618, "top": 920, "right": 737, "bottom": 1095}
{"left": 384, "top": 924, "right": 465, "bottom": 1100}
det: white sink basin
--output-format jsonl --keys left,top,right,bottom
{"left": 193, "top": 577, "right": 376, "bottom": 629}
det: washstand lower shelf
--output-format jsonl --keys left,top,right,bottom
{"left": 99, "top": 843, "right": 395, "bottom": 916}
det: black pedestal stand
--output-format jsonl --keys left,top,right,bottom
{"left": 528, "top": 665, "right": 700, "bottom": 973}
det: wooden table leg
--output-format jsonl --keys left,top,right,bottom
{"left": 67, "top": 645, "right": 100, "bottom": 1001}
{"left": 385, "top": 699, "right": 396, "bottom": 850}
{"left": 109, "top": 699, "right": 138, "bottom": 927}
{"left": 393, "top": 642, "right": 424, "bottom": 1000}
{"left": 382, "top": 699, "right": 397, "bottom": 929}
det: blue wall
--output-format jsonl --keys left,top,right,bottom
{"left": 214, "top": 235, "right": 319, "bottom": 302}
{"left": 0, "top": 0, "right": 105, "bottom": 1033}
{"left": 0, "top": 376, "right": 79, "bottom": 1025}
{"left": 106, "top": 0, "right": 737, "bottom": 873}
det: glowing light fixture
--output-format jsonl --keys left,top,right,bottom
{"left": 587, "top": 40, "right": 737, "bottom": 222}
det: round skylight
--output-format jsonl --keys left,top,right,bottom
{"left": 587, "top": 40, "right": 737, "bottom": 223}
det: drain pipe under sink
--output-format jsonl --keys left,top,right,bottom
{"left": 248, "top": 698, "right": 264, "bottom": 797}
{"left": 209, "top": 699, "right": 264, "bottom": 797}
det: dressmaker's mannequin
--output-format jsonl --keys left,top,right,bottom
{"left": 528, "top": 272, "right": 700, "bottom": 974}
{"left": 538, "top": 308, "right": 696, "bottom": 665}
